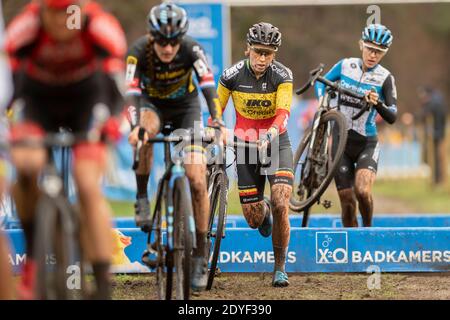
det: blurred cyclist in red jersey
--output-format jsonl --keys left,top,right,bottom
{"left": 5, "top": 0, "right": 127, "bottom": 299}
{"left": 0, "top": 0, "right": 14, "bottom": 300}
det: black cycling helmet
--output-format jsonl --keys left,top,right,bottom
{"left": 247, "top": 22, "right": 282, "bottom": 50}
{"left": 147, "top": 3, "right": 189, "bottom": 40}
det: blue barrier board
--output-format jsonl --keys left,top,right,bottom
{"left": 6, "top": 227, "right": 450, "bottom": 274}
{"left": 110, "top": 214, "right": 450, "bottom": 229}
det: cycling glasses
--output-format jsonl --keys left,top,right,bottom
{"left": 155, "top": 37, "right": 181, "bottom": 47}
{"left": 250, "top": 46, "right": 277, "bottom": 57}
{"left": 362, "top": 42, "right": 388, "bottom": 55}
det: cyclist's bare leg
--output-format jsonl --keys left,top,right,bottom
{"left": 271, "top": 184, "right": 291, "bottom": 272}
{"left": 338, "top": 188, "right": 358, "bottom": 227}
{"left": 10, "top": 146, "right": 47, "bottom": 257}
{"left": 354, "top": 168, "right": 376, "bottom": 227}
{"left": 73, "top": 157, "right": 113, "bottom": 298}
{"left": 9, "top": 146, "right": 46, "bottom": 297}
{"left": 242, "top": 201, "right": 266, "bottom": 229}
{"left": 134, "top": 143, "right": 153, "bottom": 196}
{"left": 128, "top": 109, "right": 160, "bottom": 198}
{"left": 0, "top": 234, "right": 14, "bottom": 299}
{"left": 184, "top": 151, "right": 210, "bottom": 257}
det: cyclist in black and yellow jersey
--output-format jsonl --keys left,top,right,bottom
{"left": 217, "top": 22, "right": 293, "bottom": 287}
{"left": 125, "top": 3, "right": 225, "bottom": 291}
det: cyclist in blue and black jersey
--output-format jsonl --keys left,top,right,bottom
{"left": 315, "top": 24, "right": 398, "bottom": 227}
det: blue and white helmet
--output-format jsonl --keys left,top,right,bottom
{"left": 361, "top": 24, "right": 393, "bottom": 48}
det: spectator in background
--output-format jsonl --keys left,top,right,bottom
{"left": 417, "top": 86, "right": 448, "bottom": 186}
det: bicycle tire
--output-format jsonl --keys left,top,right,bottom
{"left": 173, "top": 176, "right": 194, "bottom": 300}
{"left": 206, "top": 172, "right": 227, "bottom": 290}
{"left": 156, "top": 250, "right": 170, "bottom": 301}
{"left": 290, "top": 110, "right": 347, "bottom": 214}
{"left": 158, "top": 180, "right": 174, "bottom": 300}
{"left": 34, "top": 194, "right": 84, "bottom": 299}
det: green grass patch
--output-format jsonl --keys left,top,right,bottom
{"left": 109, "top": 200, "right": 134, "bottom": 217}
{"left": 108, "top": 178, "right": 450, "bottom": 218}
{"left": 374, "top": 178, "right": 450, "bottom": 213}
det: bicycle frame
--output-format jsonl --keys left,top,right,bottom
{"left": 207, "top": 143, "right": 229, "bottom": 236}
{"left": 32, "top": 133, "right": 84, "bottom": 299}
{"left": 145, "top": 137, "right": 196, "bottom": 260}
{"left": 207, "top": 142, "right": 226, "bottom": 195}
{"left": 302, "top": 88, "right": 338, "bottom": 182}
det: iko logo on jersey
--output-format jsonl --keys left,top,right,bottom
{"left": 316, "top": 232, "right": 349, "bottom": 264}
{"left": 246, "top": 99, "right": 272, "bottom": 107}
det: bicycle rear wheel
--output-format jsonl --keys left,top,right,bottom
{"left": 206, "top": 171, "right": 227, "bottom": 290}
{"left": 173, "top": 176, "right": 194, "bottom": 300}
{"left": 290, "top": 110, "right": 347, "bottom": 217}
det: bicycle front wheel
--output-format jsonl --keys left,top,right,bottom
{"left": 206, "top": 171, "right": 228, "bottom": 290}
{"left": 290, "top": 110, "right": 347, "bottom": 216}
{"left": 173, "top": 176, "right": 194, "bottom": 300}
{"left": 34, "top": 195, "right": 84, "bottom": 300}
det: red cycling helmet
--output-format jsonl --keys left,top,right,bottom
{"left": 43, "top": 0, "right": 80, "bottom": 9}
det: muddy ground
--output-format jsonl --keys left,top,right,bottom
{"left": 112, "top": 273, "right": 450, "bottom": 300}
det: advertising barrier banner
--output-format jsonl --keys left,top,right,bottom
{"left": 6, "top": 224, "right": 450, "bottom": 274}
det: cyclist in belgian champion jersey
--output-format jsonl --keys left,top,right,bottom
{"left": 315, "top": 24, "right": 398, "bottom": 227}
{"left": 125, "top": 3, "right": 224, "bottom": 291}
{"left": 217, "top": 22, "right": 293, "bottom": 287}
{"left": 5, "top": 0, "right": 126, "bottom": 299}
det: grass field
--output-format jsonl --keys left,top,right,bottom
{"left": 108, "top": 177, "right": 450, "bottom": 217}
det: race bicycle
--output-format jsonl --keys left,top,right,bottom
{"left": 205, "top": 128, "right": 228, "bottom": 290}
{"left": 290, "top": 64, "right": 372, "bottom": 226}
{"left": 139, "top": 125, "right": 212, "bottom": 300}
{"left": 13, "top": 129, "right": 87, "bottom": 300}
{"left": 205, "top": 132, "right": 264, "bottom": 290}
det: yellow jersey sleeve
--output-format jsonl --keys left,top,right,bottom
{"left": 276, "top": 82, "right": 293, "bottom": 112}
{"left": 217, "top": 82, "right": 231, "bottom": 116}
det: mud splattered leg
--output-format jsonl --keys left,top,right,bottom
{"left": 354, "top": 169, "right": 376, "bottom": 227}
{"left": 338, "top": 188, "right": 358, "bottom": 227}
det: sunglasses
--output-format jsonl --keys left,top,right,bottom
{"left": 250, "top": 46, "right": 276, "bottom": 57}
{"left": 155, "top": 38, "right": 180, "bottom": 47}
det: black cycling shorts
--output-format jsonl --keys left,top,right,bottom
{"left": 16, "top": 72, "right": 122, "bottom": 134}
{"left": 334, "top": 130, "right": 380, "bottom": 191}
{"left": 142, "top": 95, "right": 204, "bottom": 155}
{"left": 236, "top": 132, "right": 294, "bottom": 204}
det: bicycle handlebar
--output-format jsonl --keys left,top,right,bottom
{"left": 132, "top": 130, "right": 215, "bottom": 171}
{"left": 10, "top": 131, "right": 92, "bottom": 149}
{"left": 146, "top": 135, "right": 213, "bottom": 144}
{"left": 296, "top": 64, "right": 374, "bottom": 120}
{"left": 295, "top": 64, "right": 365, "bottom": 100}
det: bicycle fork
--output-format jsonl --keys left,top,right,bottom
{"left": 168, "top": 163, "right": 197, "bottom": 249}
